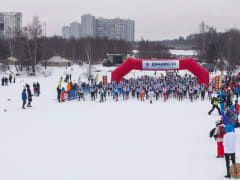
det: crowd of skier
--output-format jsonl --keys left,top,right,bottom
{"left": 19, "top": 70, "right": 240, "bottom": 178}
{"left": 57, "top": 72, "right": 209, "bottom": 103}
{"left": 209, "top": 74, "right": 240, "bottom": 178}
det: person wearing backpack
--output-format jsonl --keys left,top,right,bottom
{"left": 208, "top": 95, "right": 221, "bottom": 115}
{"left": 214, "top": 122, "right": 225, "bottom": 158}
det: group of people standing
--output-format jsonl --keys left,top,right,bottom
{"left": 21, "top": 82, "right": 40, "bottom": 109}
{"left": 1, "top": 74, "right": 15, "bottom": 86}
{"left": 209, "top": 74, "right": 240, "bottom": 178}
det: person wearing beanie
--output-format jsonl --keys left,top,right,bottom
{"left": 223, "top": 124, "right": 236, "bottom": 178}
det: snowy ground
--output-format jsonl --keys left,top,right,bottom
{"left": 0, "top": 65, "right": 240, "bottom": 180}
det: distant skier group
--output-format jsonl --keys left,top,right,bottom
{"left": 57, "top": 72, "right": 208, "bottom": 104}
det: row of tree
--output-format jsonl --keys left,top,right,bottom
{"left": 191, "top": 22, "right": 240, "bottom": 71}
{"left": 0, "top": 16, "right": 171, "bottom": 75}
{"left": 2, "top": 17, "right": 239, "bottom": 75}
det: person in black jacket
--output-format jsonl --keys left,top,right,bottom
{"left": 226, "top": 92, "right": 232, "bottom": 108}
{"left": 26, "top": 84, "right": 33, "bottom": 107}
{"left": 208, "top": 95, "right": 221, "bottom": 115}
{"left": 36, "top": 82, "right": 40, "bottom": 96}
{"left": 1, "top": 77, "right": 4, "bottom": 86}
{"left": 57, "top": 86, "right": 61, "bottom": 102}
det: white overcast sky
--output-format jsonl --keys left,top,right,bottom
{"left": 1, "top": 0, "right": 240, "bottom": 40}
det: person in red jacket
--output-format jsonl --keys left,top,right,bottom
{"left": 214, "top": 122, "right": 225, "bottom": 158}
{"left": 235, "top": 101, "right": 240, "bottom": 116}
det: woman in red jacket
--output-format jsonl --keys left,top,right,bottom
{"left": 214, "top": 122, "right": 225, "bottom": 158}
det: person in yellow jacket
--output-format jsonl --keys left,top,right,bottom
{"left": 208, "top": 95, "right": 221, "bottom": 115}
{"left": 67, "top": 82, "right": 71, "bottom": 91}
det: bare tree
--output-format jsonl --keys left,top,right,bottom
{"left": 85, "top": 38, "right": 92, "bottom": 78}
{"left": 22, "top": 16, "right": 43, "bottom": 75}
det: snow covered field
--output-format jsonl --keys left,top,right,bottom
{"left": 0, "top": 65, "right": 239, "bottom": 180}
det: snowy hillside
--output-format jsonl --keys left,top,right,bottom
{"left": 0, "top": 64, "right": 239, "bottom": 180}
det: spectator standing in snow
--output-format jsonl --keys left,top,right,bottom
{"left": 57, "top": 86, "right": 61, "bottom": 102}
{"left": 223, "top": 124, "right": 236, "bottom": 178}
{"left": 214, "top": 122, "right": 225, "bottom": 158}
{"left": 9, "top": 74, "right": 12, "bottom": 84}
{"left": 36, "top": 82, "right": 40, "bottom": 96}
{"left": 26, "top": 84, "right": 33, "bottom": 107}
{"left": 33, "top": 82, "right": 37, "bottom": 96}
{"left": 13, "top": 75, "right": 16, "bottom": 83}
{"left": 4, "top": 77, "right": 8, "bottom": 86}
{"left": 22, "top": 88, "right": 27, "bottom": 109}
{"left": 1, "top": 77, "right": 4, "bottom": 86}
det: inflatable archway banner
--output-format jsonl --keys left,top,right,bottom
{"left": 111, "top": 57, "right": 209, "bottom": 85}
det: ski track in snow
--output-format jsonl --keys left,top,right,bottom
{"left": 0, "top": 66, "right": 239, "bottom": 180}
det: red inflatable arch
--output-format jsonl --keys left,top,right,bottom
{"left": 111, "top": 57, "right": 209, "bottom": 85}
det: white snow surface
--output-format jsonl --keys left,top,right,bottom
{"left": 0, "top": 65, "right": 239, "bottom": 180}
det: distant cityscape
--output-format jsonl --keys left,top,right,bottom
{"left": 0, "top": 12, "right": 135, "bottom": 42}
{"left": 62, "top": 14, "right": 135, "bottom": 42}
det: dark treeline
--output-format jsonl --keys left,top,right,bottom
{"left": 138, "top": 40, "right": 170, "bottom": 59}
{"left": 0, "top": 37, "right": 131, "bottom": 65}
{"left": 40, "top": 37, "right": 131, "bottom": 63}
{"left": 194, "top": 22, "right": 240, "bottom": 71}
{"left": 2, "top": 17, "right": 239, "bottom": 75}
{"left": 161, "top": 22, "right": 240, "bottom": 71}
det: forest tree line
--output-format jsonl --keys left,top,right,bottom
{"left": 193, "top": 22, "right": 240, "bottom": 71}
{"left": 0, "top": 17, "right": 240, "bottom": 74}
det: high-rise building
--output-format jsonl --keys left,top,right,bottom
{"left": 62, "top": 15, "right": 135, "bottom": 41}
{"left": 96, "top": 17, "right": 135, "bottom": 42}
{"left": 1, "top": 12, "right": 22, "bottom": 39}
{"left": 62, "top": 26, "right": 70, "bottom": 39}
{"left": 0, "top": 13, "right": 4, "bottom": 39}
{"left": 96, "top": 18, "right": 111, "bottom": 39}
{"left": 124, "top": 19, "right": 134, "bottom": 42}
{"left": 70, "top": 22, "right": 81, "bottom": 39}
{"left": 81, "top": 14, "right": 96, "bottom": 38}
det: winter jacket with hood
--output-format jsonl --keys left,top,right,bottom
{"left": 223, "top": 124, "right": 236, "bottom": 154}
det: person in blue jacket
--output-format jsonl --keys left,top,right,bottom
{"left": 234, "top": 85, "right": 239, "bottom": 101}
{"left": 220, "top": 90, "right": 226, "bottom": 113}
{"left": 222, "top": 111, "right": 229, "bottom": 125}
{"left": 22, "top": 88, "right": 27, "bottom": 109}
